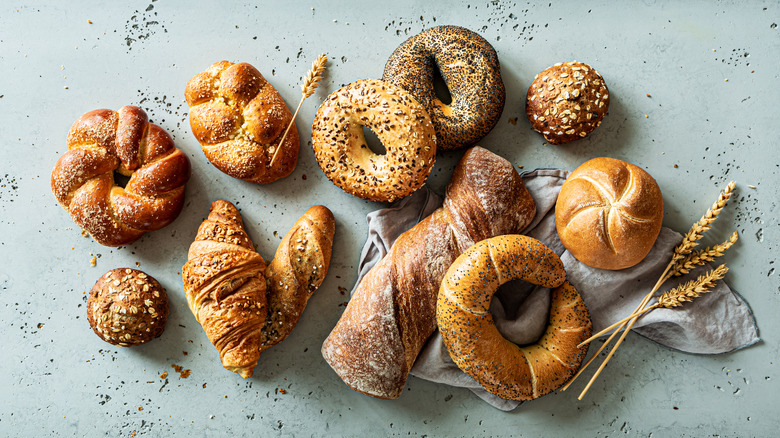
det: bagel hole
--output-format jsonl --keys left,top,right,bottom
{"left": 491, "top": 279, "right": 551, "bottom": 346}
{"left": 361, "top": 126, "right": 387, "bottom": 155}
{"left": 113, "top": 171, "right": 131, "bottom": 189}
{"left": 432, "top": 63, "right": 452, "bottom": 105}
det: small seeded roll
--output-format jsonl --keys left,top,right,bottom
{"left": 526, "top": 61, "right": 609, "bottom": 145}
{"left": 437, "top": 235, "right": 591, "bottom": 401}
{"left": 87, "top": 268, "right": 169, "bottom": 347}
{"left": 555, "top": 157, "right": 664, "bottom": 270}
{"left": 311, "top": 79, "right": 436, "bottom": 203}
{"left": 383, "top": 25, "right": 505, "bottom": 150}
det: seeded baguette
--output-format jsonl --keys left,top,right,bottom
{"left": 261, "top": 205, "right": 335, "bottom": 354}
{"left": 321, "top": 146, "right": 536, "bottom": 399}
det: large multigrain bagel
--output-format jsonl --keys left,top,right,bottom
{"left": 311, "top": 79, "right": 437, "bottom": 203}
{"left": 51, "top": 106, "right": 190, "bottom": 246}
{"left": 437, "top": 235, "right": 592, "bottom": 401}
{"left": 383, "top": 25, "right": 505, "bottom": 151}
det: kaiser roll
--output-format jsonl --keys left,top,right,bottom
{"left": 555, "top": 157, "right": 663, "bottom": 270}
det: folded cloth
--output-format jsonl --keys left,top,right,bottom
{"left": 353, "top": 168, "right": 760, "bottom": 410}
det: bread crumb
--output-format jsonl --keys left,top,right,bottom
{"left": 747, "top": 184, "right": 757, "bottom": 189}
{"left": 90, "top": 256, "right": 97, "bottom": 267}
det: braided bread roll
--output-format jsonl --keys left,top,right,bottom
{"left": 51, "top": 106, "right": 190, "bottom": 246}
{"left": 183, "top": 201, "right": 335, "bottom": 378}
{"left": 321, "top": 146, "right": 536, "bottom": 399}
{"left": 185, "top": 61, "right": 298, "bottom": 184}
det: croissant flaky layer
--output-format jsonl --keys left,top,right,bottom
{"left": 183, "top": 200, "right": 334, "bottom": 378}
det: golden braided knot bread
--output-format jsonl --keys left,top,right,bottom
{"left": 437, "top": 235, "right": 592, "bottom": 400}
{"left": 185, "top": 61, "right": 298, "bottom": 184}
{"left": 183, "top": 200, "right": 334, "bottom": 378}
{"left": 51, "top": 105, "right": 190, "bottom": 246}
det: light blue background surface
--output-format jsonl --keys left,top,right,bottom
{"left": 1, "top": 1, "right": 778, "bottom": 436}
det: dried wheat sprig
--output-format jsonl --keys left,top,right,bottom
{"left": 583, "top": 264, "right": 730, "bottom": 339}
{"left": 581, "top": 230, "right": 739, "bottom": 344}
{"left": 671, "top": 231, "right": 738, "bottom": 276}
{"left": 672, "top": 181, "right": 736, "bottom": 262}
{"left": 270, "top": 53, "right": 328, "bottom": 167}
{"left": 571, "top": 181, "right": 737, "bottom": 399}
{"left": 657, "top": 264, "right": 729, "bottom": 308}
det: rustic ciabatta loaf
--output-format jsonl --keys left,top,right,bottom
{"left": 261, "top": 205, "right": 335, "bottom": 353}
{"left": 183, "top": 201, "right": 335, "bottom": 378}
{"left": 183, "top": 200, "right": 269, "bottom": 378}
{"left": 555, "top": 156, "right": 663, "bottom": 270}
{"left": 321, "top": 146, "right": 537, "bottom": 399}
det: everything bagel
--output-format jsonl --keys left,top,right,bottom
{"left": 436, "top": 235, "right": 592, "bottom": 401}
{"left": 383, "top": 25, "right": 505, "bottom": 150}
{"left": 311, "top": 79, "right": 436, "bottom": 203}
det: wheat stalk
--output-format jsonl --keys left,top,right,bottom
{"left": 671, "top": 231, "right": 738, "bottom": 276}
{"left": 579, "top": 231, "right": 739, "bottom": 345}
{"left": 672, "top": 181, "right": 736, "bottom": 262}
{"left": 270, "top": 53, "right": 328, "bottom": 167}
{"left": 569, "top": 181, "right": 737, "bottom": 399}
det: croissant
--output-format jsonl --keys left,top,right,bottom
{"left": 182, "top": 200, "right": 268, "bottom": 378}
{"left": 183, "top": 200, "right": 335, "bottom": 378}
{"left": 321, "top": 146, "right": 537, "bottom": 399}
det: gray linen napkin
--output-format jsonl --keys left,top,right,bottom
{"left": 352, "top": 168, "right": 760, "bottom": 410}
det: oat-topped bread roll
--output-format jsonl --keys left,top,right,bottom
{"left": 185, "top": 61, "right": 298, "bottom": 184}
{"left": 555, "top": 157, "right": 664, "bottom": 270}
{"left": 87, "top": 268, "right": 169, "bottom": 346}
{"left": 322, "top": 146, "right": 536, "bottom": 399}
{"left": 183, "top": 200, "right": 335, "bottom": 378}
{"left": 526, "top": 61, "right": 609, "bottom": 145}
{"left": 51, "top": 105, "right": 190, "bottom": 246}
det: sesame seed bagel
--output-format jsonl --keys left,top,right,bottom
{"left": 436, "top": 235, "right": 592, "bottom": 401}
{"left": 382, "top": 25, "right": 505, "bottom": 150}
{"left": 311, "top": 79, "right": 436, "bottom": 203}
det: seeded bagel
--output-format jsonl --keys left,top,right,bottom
{"left": 437, "top": 235, "right": 592, "bottom": 401}
{"left": 311, "top": 79, "right": 436, "bottom": 203}
{"left": 526, "top": 61, "right": 609, "bottom": 145}
{"left": 383, "top": 25, "right": 505, "bottom": 150}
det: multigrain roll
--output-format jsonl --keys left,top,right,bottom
{"left": 87, "top": 268, "right": 169, "bottom": 346}
{"left": 311, "top": 79, "right": 436, "bottom": 203}
{"left": 383, "top": 25, "right": 505, "bottom": 151}
{"left": 526, "top": 61, "right": 609, "bottom": 145}
{"left": 555, "top": 157, "right": 664, "bottom": 270}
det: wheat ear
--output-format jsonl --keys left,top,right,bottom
{"left": 570, "top": 181, "right": 737, "bottom": 399}
{"left": 672, "top": 181, "right": 736, "bottom": 262}
{"left": 270, "top": 53, "right": 328, "bottom": 167}
{"left": 580, "top": 230, "right": 739, "bottom": 344}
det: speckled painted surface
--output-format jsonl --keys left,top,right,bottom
{"left": 1, "top": 1, "right": 778, "bottom": 436}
